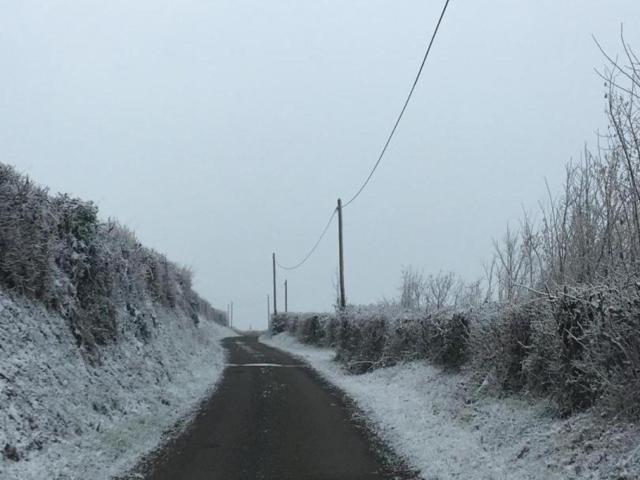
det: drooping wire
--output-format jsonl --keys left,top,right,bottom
{"left": 343, "top": 0, "right": 452, "bottom": 209}
{"left": 275, "top": 0, "right": 452, "bottom": 271}
{"left": 276, "top": 207, "right": 338, "bottom": 271}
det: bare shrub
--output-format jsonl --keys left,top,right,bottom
{"left": 382, "top": 316, "right": 425, "bottom": 364}
{"left": 299, "top": 314, "right": 325, "bottom": 345}
{"left": 271, "top": 313, "right": 288, "bottom": 334}
{"left": 469, "top": 303, "right": 540, "bottom": 392}
{"left": 554, "top": 284, "right": 640, "bottom": 416}
{"left": 427, "top": 312, "right": 470, "bottom": 369}
{"left": 399, "top": 267, "right": 426, "bottom": 310}
{"left": 425, "top": 272, "right": 456, "bottom": 310}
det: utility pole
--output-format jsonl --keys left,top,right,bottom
{"left": 267, "top": 295, "right": 271, "bottom": 333}
{"left": 272, "top": 253, "right": 278, "bottom": 315}
{"left": 337, "top": 198, "right": 346, "bottom": 309}
{"left": 284, "top": 280, "right": 288, "bottom": 313}
{"left": 230, "top": 301, "right": 234, "bottom": 328}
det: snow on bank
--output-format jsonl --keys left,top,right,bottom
{"left": 0, "top": 292, "right": 235, "bottom": 480}
{"left": 262, "top": 333, "right": 640, "bottom": 480}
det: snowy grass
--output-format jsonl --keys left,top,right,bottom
{"left": 263, "top": 332, "right": 640, "bottom": 480}
{"left": 0, "top": 292, "right": 235, "bottom": 480}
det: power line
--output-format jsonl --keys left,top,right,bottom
{"left": 275, "top": 0, "right": 452, "bottom": 272}
{"left": 343, "top": 0, "right": 452, "bottom": 209}
{"left": 276, "top": 207, "right": 338, "bottom": 271}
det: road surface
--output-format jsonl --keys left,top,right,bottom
{"left": 139, "top": 335, "right": 416, "bottom": 480}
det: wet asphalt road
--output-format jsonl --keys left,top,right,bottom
{"left": 140, "top": 336, "right": 415, "bottom": 480}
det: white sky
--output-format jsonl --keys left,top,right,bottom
{"left": 1, "top": 1, "right": 640, "bottom": 329}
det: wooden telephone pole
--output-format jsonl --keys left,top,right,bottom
{"left": 272, "top": 253, "right": 278, "bottom": 315}
{"left": 337, "top": 198, "right": 346, "bottom": 309}
{"left": 284, "top": 280, "right": 288, "bottom": 313}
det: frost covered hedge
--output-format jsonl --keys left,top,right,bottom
{"left": 274, "top": 45, "right": 640, "bottom": 420}
{"left": 274, "top": 283, "right": 640, "bottom": 418}
{"left": 469, "top": 284, "right": 640, "bottom": 416}
{"left": 0, "top": 163, "right": 226, "bottom": 358}
{"left": 272, "top": 306, "right": 470, "bottom": 374}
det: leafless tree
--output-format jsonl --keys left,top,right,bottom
{"left": 399, "top": 266, "right": 426, "bottom": 310}
{"left": 425, "top": 271, "right": 456, "bottom": 310}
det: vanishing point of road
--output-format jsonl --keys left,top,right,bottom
{"left": 138, "top": 336, "right": 417, "bottom": 480}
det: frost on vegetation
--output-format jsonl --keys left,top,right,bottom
{"left": 0, "top": 163, "right": 227, "bottom": 359}
{"left": 0, "top": 292, "right": 233, "bottom": 479}
{"left": 0, "top": 164, "right": 233, "bottom": 479}
{"left": 268, "top": 42, "right": 640, "bottom": 479}
{"left": 272, "top": 44, "right": 640, "bottom": 421}
{"left": 274, "top": 278, "right": 640, "bottom": 422}
{"left": 265, "top": 332, "right": 640, "bottom": 480}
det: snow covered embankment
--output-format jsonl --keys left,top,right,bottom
{"left": 0, "top": 292, "right": 235, "bottom": 480}
{"left": 263, "top": 333, "right": 640, "bottom": 480}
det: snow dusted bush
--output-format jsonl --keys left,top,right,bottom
{"left": 298, "top": 313, "right": 327, "bottom": 344}
{"left": 276, "top": 282, "right": 640, "bottom": 417}
{"left": 335, "top": 308, "right": 388, "bottom": 372}
{"left": 271, "top": 312, "right": 333, "bottom": 345}
{"left": 0, "top": 164, "right": 234, "bottom": 477}
{"left": 469, "top": 303, "right": 541, "bottom": 393}
{"left": 467, "top": 283, "right": 640, "bottom": 416}
{"left": 0, "top": 163, "right": 227, "bottom": 359}
{"left": 378, "top": 314, "right": 423, "bottom": 364}
{"left": 551, "top": 284, "right": 640, "bottom": 416}
{"left": 274, "top": 304, "right": 472, "bottom": 373}
{"left": 0, "top": 166, "right": 53, "bottom": 300}
{"left": 270, "top": 312, "right": 288, "bottom": 334}
{"left": 429, "top": 312, "right": 470, "bottom": 367}
{"left": 337, "top": 307, "right": 468, "bottom": 371}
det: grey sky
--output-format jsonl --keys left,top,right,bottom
{"left": 1, "top": 1, "right": 639, "bottom": 329}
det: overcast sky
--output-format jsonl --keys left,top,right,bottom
{"left": 2, "top": 1, "right": 640, "bottom": 329}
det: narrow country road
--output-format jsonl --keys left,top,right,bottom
{"left": 140, "top": 335, "right": 416, "bottom": 480}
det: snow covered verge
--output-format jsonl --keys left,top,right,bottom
{"left": 0, "top": 164, "right": 235, "bottom": 479}
{"left": 263, "top": 332, "right": 640, "bottom": 480}
{"left": 0, "top": 290, "right": 235, "bottom": 480}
